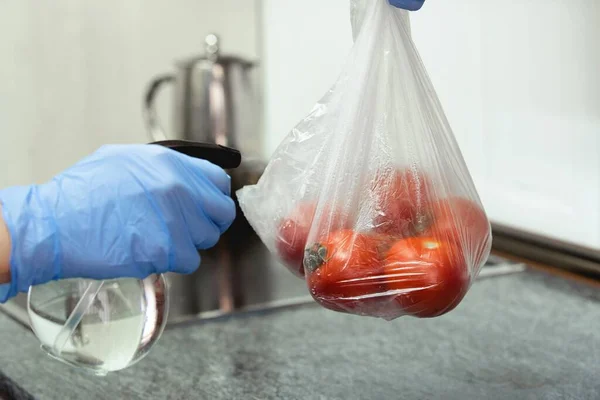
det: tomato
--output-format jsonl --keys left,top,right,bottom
{"left": 370, "top": 168, "right": 434, "bottom": 237}
{"left": 423, "top": 197, "right": 491, "bottom": 270}
{"left": 276, "top": 202, "right": 351, "bottom": 278}
{"left": 305, "top": 230, "right": 388, "bottom": 312}
{"left": 382, "top": 237, "right": 470, "bottom": 318}
{"left": 275, "top": 202, "right": 316, "bottom": 277}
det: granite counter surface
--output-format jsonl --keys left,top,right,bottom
{"left": 0, "top": 268, "right": 598, "bottom": 400}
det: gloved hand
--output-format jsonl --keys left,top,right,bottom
{"left": 0, "top": 144, "right": 235, "bottom": 302}
{"left": 389, "top": 0, "right": 425, "bottom": 11}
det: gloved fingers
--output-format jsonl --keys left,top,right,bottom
{"left": 190, "top": 215, "right": 222, "bottom": 250}
{"left": 169, "top": 151, "right": 236, "bottom": 230}
{"left": 184, "top": 157, "right": 232, "bottom": 197}
{"left": 196, "top": 193, "right": 236, "bottom": 234}
{"left": 388, "top": 0, "right": 425, "bottom": 11}
{"left": 169, "top": 168, "right": 236, "bottom": 233}
{"left": 164, "top": 184, "right": 231, "bottom": 247}
{"left": 127, "top": 222, "right": 202, "bottom": 276}
{"left": 96, "top": 145, "right": 233, "bottom": 198}
{"left": 129, "top": 244, "right": 202, "bottom": 276}
{"left": 170, "top": 242, "right": 202, "bottom": 274}
{"left": 136, "top": 214, "right": 203, "bottom": 275}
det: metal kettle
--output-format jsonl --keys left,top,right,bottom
{"left": 143, "top": 33, "right": 261, "bottom": 157}
{"left": 143, "top": 34, "right": 277, "bottom": 319}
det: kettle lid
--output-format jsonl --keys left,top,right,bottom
{"left": 176, "top": 33, "right": 254, "bottom": 68}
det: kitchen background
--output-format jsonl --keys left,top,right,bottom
{"left": 1, "top": 0, "right": 599, "bottom": 250}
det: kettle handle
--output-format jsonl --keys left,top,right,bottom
{"left": 143, "top": 74, "right": 174, "bottom": 142}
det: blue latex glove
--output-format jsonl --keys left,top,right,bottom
{"left": 389, "top": 0, "right": 425, "bottom": 11}
{"left": 0, "top": 144, "right": 236, "bottom": 302}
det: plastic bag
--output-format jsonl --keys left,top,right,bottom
{"left": 237, "top": 0, "right": 492, "bottom": 320}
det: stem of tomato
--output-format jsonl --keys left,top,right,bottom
{"left": 303, "top": 243, "right": 328, "bottom": 273}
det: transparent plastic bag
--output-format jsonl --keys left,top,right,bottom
{"left": 237, "top": 0, "right": 492, "bottom": 320}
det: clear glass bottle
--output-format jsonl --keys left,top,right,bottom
{"left": 27, "top": 274, "right": 169, "bottom": 376}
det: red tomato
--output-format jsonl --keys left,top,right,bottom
{"left": 275, "top": 202, "right": 316, "bottom": 277}
{"left": 370, "top": 168, "right": 434, "bottom": 237}
{"left": 276, "top": 202, "right": 351, "bottom": 278}
{"left": 305, "top": 230, "right": 388, "bottom": 313}
{"left": 423, "top": 197, "right": 491, "bottom": 270}
{"left": 383, "top": 237, "right": 470, "bottom": 318}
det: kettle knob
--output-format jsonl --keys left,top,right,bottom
{"left": 205, "top": 33, "right": 220, "bottom": 61}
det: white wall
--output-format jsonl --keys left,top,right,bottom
{"left": 0, "top": 0, "right": 259, "bottom": 187}
{"left": 261, "top": 0, "right": 600, "bottom": 249}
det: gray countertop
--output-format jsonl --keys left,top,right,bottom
{"left": 0, "top": 268, "right": 599, "bottom": 400}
